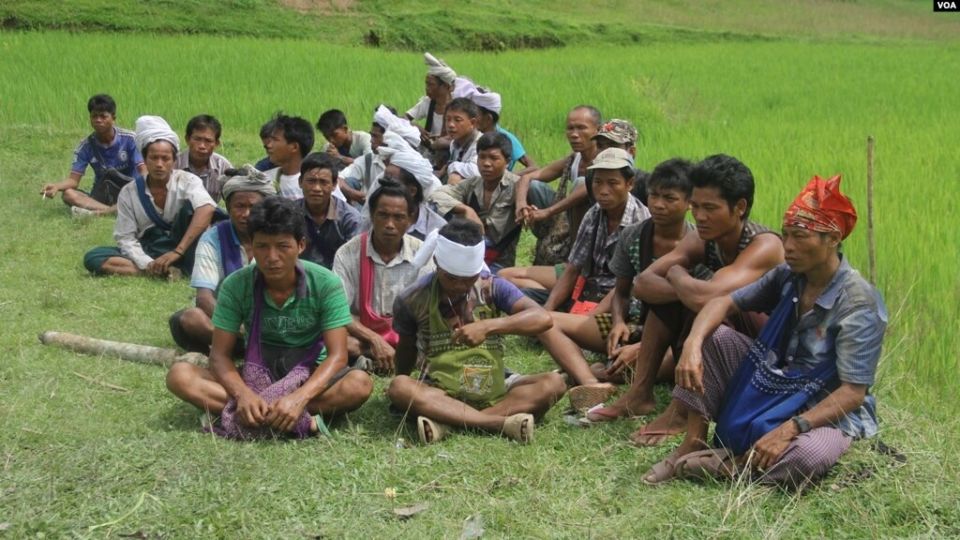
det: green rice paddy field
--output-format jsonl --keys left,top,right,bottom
{"left": 0, "top": 22, "right": 959, "bottom": 538}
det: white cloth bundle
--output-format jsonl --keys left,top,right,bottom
{"left": 424, "top": 52, "right": 457, "bottom": 85}
{"left": 412, "top": 229, "right": 485, "bottom": 277}
{"left": 452, "top": 78, "right": 502, "bottom": 115}
{"left": 134, "top": 115, "right": 180, "bottom": 153}
{"left": 378, "top": 132, "right": 441, "bottom": 199}
{"left": 373, "top": 105, "right": 421, "bottom": 148}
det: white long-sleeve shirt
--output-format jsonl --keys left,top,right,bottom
{"left": 113, "top": 169, "right": 215, "bottom": 270}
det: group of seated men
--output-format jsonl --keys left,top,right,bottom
{"left": 41, "top": 52, "right": 888, "bottom": 489}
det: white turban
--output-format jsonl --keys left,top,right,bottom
{"left": 221, "top": 164, "right": 276, "bottom": 200}
{"left": 378, "top": 132, "right": 441, "bottom": 199}
{"left": 134, "top": 115, "right": 180, "bottom": 153}
{"left": 452, "top": 79, "right": 502, "bottom": 115}
{"left": 373, "top": 105, "right": 421, "bottom": 148}
{"left": 412, "top": 229, "right": 485, "bottom": 278}
{"left": 424, "top": 52, "right": 457, "bottom": 86}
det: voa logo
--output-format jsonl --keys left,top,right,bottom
{"left": 934, "top": 0, "right": 958, "bottom": 11}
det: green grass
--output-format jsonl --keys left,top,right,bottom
{"left": 1, "top": 0, "right": 959, "bottom": 50}
{"left": 1, "top": 26, "right": 959, "bottom": 537}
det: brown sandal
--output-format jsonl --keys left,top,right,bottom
{"left": 642, "top": 452, "right": 682, "bottom": 486}
{"left": 674, "top": 449, "right": 740, "bottom": 481}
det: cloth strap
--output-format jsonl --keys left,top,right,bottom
{"left": 358, "top": 233, "right": 400, "bottom": 346}
{"left": 215, "top": 220, "right": 245, "bottom": 277}
{"left": 134, "top": 175, "right": 171, "bottom": 231}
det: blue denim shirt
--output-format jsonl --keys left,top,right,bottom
{"left": 731, "top": 256, "right": 888, "bottom": 438}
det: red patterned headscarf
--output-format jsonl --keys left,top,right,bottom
{"left": 783, "top": 175, "right": 858, "bottom": 239}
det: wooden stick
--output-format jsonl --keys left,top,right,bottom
{"left": 71, "top": 371, "right": 131, "bottom": 392}
{"left": 39, "top": 331, "right": 207, "bottom": 368}
{"left": 867, "top": 136, "right": 876, "bottom": 285}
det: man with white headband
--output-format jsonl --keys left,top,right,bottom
{"left": 83, "top": 115, "right": 216, "bottom": 279}
{"left": 387, "top": 219, "right": 567, "bottom": 445}
{"left": 406, "top": 52, "right": 457, "bottom": 147}
{"left": 461, "top": 83, "right": 536, "bottom": 174}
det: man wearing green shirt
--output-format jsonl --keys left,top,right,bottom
{"left": 166, "top": 196, "right": 373, "bottom": 439}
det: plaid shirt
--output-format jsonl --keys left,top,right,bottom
{"left": 732, "top": 257, "right": 888, "bottom": 438}
{"left": 568, "top": 195, "right": 650, "bottom": 297}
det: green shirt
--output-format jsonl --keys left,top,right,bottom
{"left": 212, "top": 261, "right": 352, "bottom": 362}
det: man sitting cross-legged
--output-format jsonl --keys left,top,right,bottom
{"left": 386, "top": 219, "right": 567, "bottom": 445}
{"left": 586, "top": 155, "right": 783, "bottom": 449}
{"left": 168, "top": 165, "right": 276, "bottom": 354}
{"left": 41, "top": 94, "right": 146, "bottom": 216}
{"left": 549, "top": 158, "right": 694, "bottom": 385}
{"left": 642, "top": 175, "right": 886, "bottom": 488}
{"left": 166, "top": 197, "right": 373, "bottom": 439}
{"left": 332, "top": 181, "right": 434, "bottom": 374}
{"left": 83, "top": 116, "right": 216, "bottom": 279}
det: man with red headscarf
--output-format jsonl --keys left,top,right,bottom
{"left": 642, "top": 175, "right": 888, "bottom": 488}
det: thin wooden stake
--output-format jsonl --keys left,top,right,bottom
{"left": 71, "top": 371, "right": 131, "bottom": 393}
{"left": 867, "top": 136, "right": 876, "bottom": 285}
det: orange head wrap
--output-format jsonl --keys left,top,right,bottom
{"left": 782, "top": 175, "right": 858, "bottom": 240}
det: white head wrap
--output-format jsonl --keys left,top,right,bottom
{"left": 412, "top": 229, "right": 485, "bottom": 277}
{"left": 452, "top": 79, "right": 502, "bottom": 115}
{"left": 424, "top": 52, "right": 457, "bottom": 86}
{"left": 134, "top": 115, "right": 180, "bottom": 154}
{"left": 378, "top": 132, "right": 441, "bottom": 199}
{"left": 221, "top": 164, "right": 276, "bottom": 200}
{"left": 373, "top": 105, "right": 420, "bottom": 148}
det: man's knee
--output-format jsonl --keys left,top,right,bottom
{"left": 179, "top": 307, "right": 210, "bottom": 333}
{"left": 539, "top": 372, "right": 568, "bottom": 397}
{"left": 165, "top": 361, "right": 196, "bottom": 394}
{"left": 62, "top": 188, "right": 82, "bottom": 206}
{"left": 386, "top": 375, "right": 416, "bottom": 404}
{"left": 338, "top": 369, "right": 374, "bottom": 401}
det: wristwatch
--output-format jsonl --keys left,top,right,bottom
{"left": 791, "top": 415, "right": 811, "bottom": 434}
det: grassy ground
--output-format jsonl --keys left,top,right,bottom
{"left": 1, "top": 0, "right": 959, "bottom": 50}
{"left": 1, "top": 22, "right": 959, "bottom": 539}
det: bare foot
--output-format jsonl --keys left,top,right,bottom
{"left": 630, "top": 400, "right": 687, "bottom": 447}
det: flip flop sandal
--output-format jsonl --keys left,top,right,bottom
{"left": 675, "top": 449, "right": 740, "bottom": 481}
{"left": 568, "top": 384, "right": 617, "bottom": 413}
{"left": 502, "top": 413, "right": 535, "bottom": 444}
{"left": 314, "top": 414, "right": 333, "bottom": 438}
{"left": 416, "top": 416, "right": 448, "bottom": 445}
{"left": 642, "top": 453, "right": 682, "bottom": 486}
